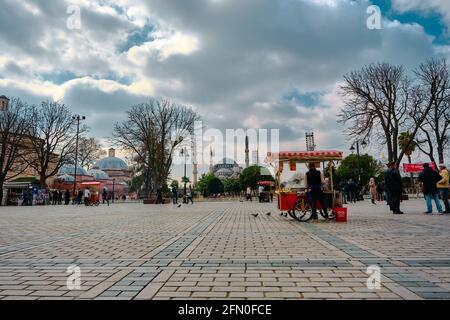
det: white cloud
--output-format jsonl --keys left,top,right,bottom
{"left": 0, "top": 0, "right": 446, "bottom": 166}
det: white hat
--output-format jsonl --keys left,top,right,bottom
{"left": 439, "top": 163, "right": 446, "bottom": 167}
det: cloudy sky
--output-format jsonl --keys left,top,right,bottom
{"left": 1, "top": 0, "right": 449, "bottom": 177}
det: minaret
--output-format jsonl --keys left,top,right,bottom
{"left": 209, "top": 147, "right": 214, "bottom": 174}
{"left": 192, "top": 139, "right": 198, "bottom": 186}
{"left": 245, "top": 130, "right": 250, "bottom": 168}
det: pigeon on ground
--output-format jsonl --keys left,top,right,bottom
{"left": 251, "top": 213, "right": 259, "bottom": 218}
{"left": 266, "top": 212, "right": 271, "bottom": 216}
{"left": 177, "top": 204, "right": 182, "bottom": 208}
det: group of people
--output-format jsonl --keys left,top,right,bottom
{"left": 305, "top": 160, "right": 450, "bottom": 219}
{"left": 169, "top": 185, "right": 194, "bottom": 205}
{"left": 361, "top": 162, "right": 449, "bottom": 215}
{"left": 50, "top": 189, "right": 72, "bottom": 205}
{"left": 48, "top": 187, "right": 116, "bottom": 206}
{"left": 339, "top": 179, "right": 361, "bottom": 204}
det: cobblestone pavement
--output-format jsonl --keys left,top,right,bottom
{"left": 0, "top": 199, "right": 450, "bottom": 300}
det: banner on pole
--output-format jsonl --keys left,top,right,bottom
{"left": 403, "top": 163, "right": 436, "bottom": 173}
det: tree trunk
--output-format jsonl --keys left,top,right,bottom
{"left": 0, "top": 184, "right": 4, "bottom": 206}
{"left": 437, "top": 144, "right": 444, "bottom": 165}
{"left": 408, "top": 155, "right": 414, "bottom": 194}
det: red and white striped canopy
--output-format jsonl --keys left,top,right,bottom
{"left": 266, "top": 150, "right": 343, "bottom": 163}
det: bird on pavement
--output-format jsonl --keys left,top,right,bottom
{"left": 266, "top": 212, "right": 271, "bottom": 216}
{"left": 177, "top": 204, "right": 182, "bottom": 208}
{"left": 251, "top": 213, "right": 259, "bottom": 218}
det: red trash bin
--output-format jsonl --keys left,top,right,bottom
{"left": 334, "top": 207, "right": 348, "bottom": 222}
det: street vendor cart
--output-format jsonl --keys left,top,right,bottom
{"left": 266, "top": 150, "right": 344, "bottom": 222}
{"left": 257, "top": 180, "right": 275, "bottom": 203}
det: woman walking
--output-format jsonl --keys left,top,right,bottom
{"left": 369, "top": 177, "right": 377, "bottom": 205}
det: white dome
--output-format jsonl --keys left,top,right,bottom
{"left": 88, "top": 169, "right": 110, "bottom": 180}
{"left": 93, "top": 157, "right": 128, "bottom": 170}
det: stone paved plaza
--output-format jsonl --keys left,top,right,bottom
{"left": 0, "top": 199, "right": 450, "bottom": 300}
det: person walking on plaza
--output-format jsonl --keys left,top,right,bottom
{"left": 246, "top": 186, "right": 252, "bottom": 201}
{"left": 102, "top": 187, "right": 110, "bottom": 206}
{"left": 384, "top": 161, "right": 404, "bottom": 214}
{"left": 377, "top": 182, "right": 384, "bottom": 201}
{"left": 57, "top": 190, "right": 63, "bottom": 205}
{"left": 52, "top": 190, "right": 58, "bottom": 205}
{"left": 306, "top": 162, "right": 328, "bottom": 222}
{"left": 171, "top": 186, "right": 178, "bottom": 205}
{"left": 437, "top": 163, "right": 450, "bottom": 213}
{"left": 64, "top": 190, "right": 70, "bottom": 205}
{"left": 77, "top": 190, "right": 83, "bottom": 205}
{"left": 418, "top": 163, "right": 444, "bottom": 214}
{"left": 156, "top": 186, "right": 163, "bottom": 204}
{"left": 84, "top": 188, "right": 91, "bottom": 206}
{"left": 186, "top": 185, "right": 194, "bottom": 204}
{"left": 347, "top": 179, "right": 357, "bottom": 203}
{"left": 368, "top": 177, "right": 377, "bottom": 205}
{"left": 258, "top": 185, "right": 264, "bottom": 202}
{"left": 340, "top": 180, "right": 348, "bottom": 204}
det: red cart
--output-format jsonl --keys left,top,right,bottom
{"left": 266, "top": 150, "right": 344, "bottom": 222}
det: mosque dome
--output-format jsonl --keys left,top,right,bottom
{"left": 88, "top": 169, "right": 110, "bottom": 180}
{"left": 56, "top": 174, "right": 75, "bottom": 183}
{"left": 215, "top": 168, "right": 233, "bottom": 177}
{"left": 93, "top": 148, "right": 128, "bottom": 171}
{"left": 58, "top": 165, "right": 90, "bottom": 177}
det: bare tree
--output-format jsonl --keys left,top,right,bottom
{"left": 111, "top": 98, "right": 199, "bottom": 196}
{"left": 0, "top": 98, "right": 32, "bottom": 204}
{"left": 24, "top": 101, "right": 79, "bottom": 188}
{"left": 339, "top": 62, "right": 435, "bottom": 165}
{"left": 414, "top": 58, "right": 450, "bottom": 166}
{"left": 76, "top": 137, "right": 106, "bottom": 170}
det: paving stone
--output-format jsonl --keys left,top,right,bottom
{"left": 1, "top": 200, "right": 450, "bottom": 300}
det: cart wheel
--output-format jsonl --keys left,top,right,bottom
{"left": 291, "top": 199, "right": 313, "bottom": 222}
{"left": 320, "top": 208, "right": 335, "bottom": 220}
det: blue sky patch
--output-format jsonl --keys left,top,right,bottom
{"left": 117, "top": 23, "right": 155, "bottom": 53}
{"left": 371, "top": 0, "right": 448, "bottom": 44}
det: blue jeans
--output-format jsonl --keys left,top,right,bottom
{"left": 425, "top": 193, "right": 443, "bottom": 213}
{"left": 439, "top": 188, "right": 450, "bottom": 212}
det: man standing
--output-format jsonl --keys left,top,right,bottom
{"left": 340, "top": 180, "right": 348, "bottom": 204}
{"left": 186, "top": 185, "right": 194, "bottom": 204}
{"left": 384, "top": 161, "right": 404, "bottom": 214}
{"left": 258, "top": 185, "right": 265, "bottom": 203}
{"left": 437, "top": 163, "right": 450, "bottom": 213}
{"left": 347, "top": 179, "right": 357, "bottom": 204}
{"left": 418, "top": 163, "right": 443, "bottom": 214}
{"left": 156, "top": 186, "right": 163, "bottom": 204}
{"left": 306, "top": 162, "right": 328, "bottom": 222}
{"left": 172, "top": 186, "right": 178, "bottom": 205}
{"left": 102, "top": 188, "right": 109, "bottom": 206}
{"left": 84, "top": 188, "right": 91, "bottom": 206}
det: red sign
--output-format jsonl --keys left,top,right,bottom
{"left": 403, "top": 163, "right": 436, "bottom": 173}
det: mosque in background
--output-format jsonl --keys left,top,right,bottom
{"left": 207, "top": 131, "right": 251, "bottom": 180}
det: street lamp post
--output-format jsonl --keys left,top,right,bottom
{"left": 72, "top": 115, "right": 86, "bottom": 196}
{"left": 112, "top": 178, "right": 116, "bottom": 204}
{"left": 350, "top": 139, "right": 367, "bottom": 193}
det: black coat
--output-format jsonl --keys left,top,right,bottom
{"left": 384, "top": 168, "right": 402, "bottom": 192}
{"left": 418, "top": 168, "right": 442, "bottom": 195}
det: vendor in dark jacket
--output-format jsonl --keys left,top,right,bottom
{"left": 417, "top": 163, "right": 444, "bottom": 214}
{"left": 306, "top": 162, "right": 328, "bottom": 222}
{"left": 384, "top": 161, "right": 404, "bottom": 214}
